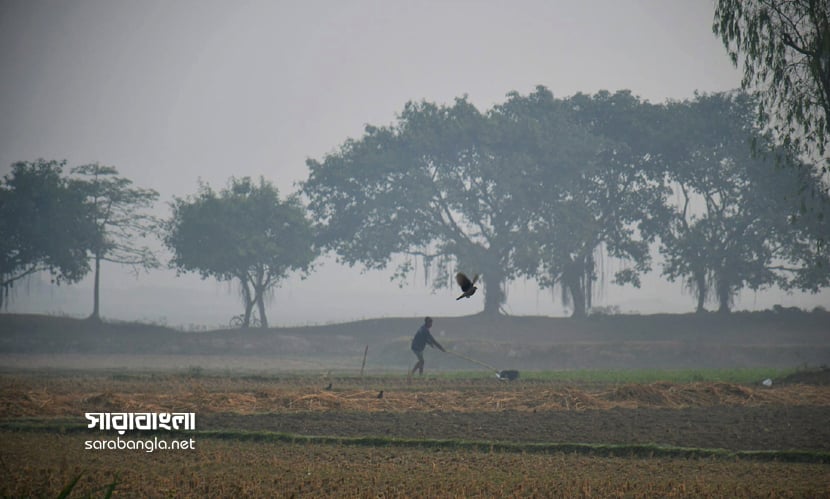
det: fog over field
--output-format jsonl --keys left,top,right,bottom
{"left": 1, "top": 1, "right": 827, "bottom": 327}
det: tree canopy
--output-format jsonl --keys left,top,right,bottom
{"left": 304, "top": 89, "right": 582, "bottom": 314}
{"left": 305, "top": 95, "right": 504, "bottom": 312}
{"left": 713, "top": 0, "right": 830, "bottom": 161}
{"left": 72, "top": 163, "right": 160, "bottom": 320}
{"left": 165, "top": 177, "right": 316, "bottom": 327}
{"left": 304, "top": 87, "right": 830, "bottom": 316}
{"left": 658, "top": 92, "right": 829, "bottom": 312}
{"left": 303, "top": 87, "right": 663, "bottom": 316}
{"left": 0, "top": 160, "right": 97, "bottom": 308}
{"left": 518, "top": 90, "right": 669, "bottom": 317}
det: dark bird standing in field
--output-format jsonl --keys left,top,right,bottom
{"left": 324, "top": 383, "right": 332, "bottom": 390}
{"left": 455, "top": 272, "right": 479, "bottom": 300}
{"left": 376, "top": 390, "right": 384, "bottom": 399}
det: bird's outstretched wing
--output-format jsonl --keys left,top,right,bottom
{"left": 456, "top": 272, "right": 472, "bottom": 291}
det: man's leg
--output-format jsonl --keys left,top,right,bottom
{"left": 411, "top": 350, "right": 425, "bottom": 376}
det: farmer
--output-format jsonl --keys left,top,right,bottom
{"left": 410, "top": 316, "right": 444, "bottom": 377}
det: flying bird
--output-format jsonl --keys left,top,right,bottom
{"left": 455, "top": 272, "right": 479, "bottom": 300}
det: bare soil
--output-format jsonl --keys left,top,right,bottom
{"left": 780, "top": 366, "right": 830, "bottom": 385}
{"left": 200, "top": 405, "right": 830, "bottom": 452}
{"left": 4, "top": 433, "right": 828, "bottom": 498}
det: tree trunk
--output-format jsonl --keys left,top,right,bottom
{"left": 560, "top": 257, "right": 588, "bottom": 318}
{"left": 239, "top": 276, "right": 254, "bottom": 328}
{"left": 482, "top": 272, "right": 505, "bottom": 316}
{"left": 694, "top": 270, "right": 707, "bottom": 314}
{"left": 256, "top": 292, "right": 268, "bottom": 328}
{"left": 696, "top": 289, "right": 706, "bottom": 313}
{"left": 563, "top": 261, "right": 587, "bottom": 318}
{"left": 253, "top": 267, "right": 268, "bottom": 328}
{"left": 716, "top": 277, "right": 731, "bottom": 314}
{"left": 243, "top": 300, "right": 255, "bottom": 327}
{"left": 568, "top": 284, "right": 586, "bottom": 318}
{"left": 89, "top": 251, "right": 102, "bottom": 321}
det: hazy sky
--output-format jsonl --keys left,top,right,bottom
{"left": 1, "top": 1, "right": 826, "bottom": 326}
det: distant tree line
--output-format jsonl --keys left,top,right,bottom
{"left": 0, "top": 162, "right": 314, "bottom": 328}
{"left": 2, "top": 90, "right": 828, "bottom": 324}
{"left": 304, "top": 89, "right": 829, "bottom": 317}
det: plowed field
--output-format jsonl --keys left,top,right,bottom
{"left": 2, "top": 372, "right": 829, "bottom": 497}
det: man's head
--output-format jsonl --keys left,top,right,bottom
{"left": 424, "top": 316, "right": 433, "bottom": 327}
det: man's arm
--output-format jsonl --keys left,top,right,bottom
{"left": 428, "top": 334, "right": 445, "bottom": 351}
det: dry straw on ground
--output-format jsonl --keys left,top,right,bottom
{"left": 2, "top": 378, "right": 829, "bottom": 417}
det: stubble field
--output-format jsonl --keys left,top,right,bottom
{"left": 2, "top": 370, "right": 829, "bottom": 497}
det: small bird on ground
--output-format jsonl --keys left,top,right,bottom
{"left": 455, "top": 272, "right": 479, "bottom": 300}
{"left": 324, "top": 383, "right": 332, "bottom": 390}
{"left": 376, "top": 390, "right": 384, "bottom": 399}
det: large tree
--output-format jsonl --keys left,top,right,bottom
{"left": 303, "top": 88, "right": 596, "bottom": 315}
{"left": 659, "top": 92, "right": 828, "bottom": 313}
{"left": 514, "top": 90, "right": 668, "bottom": 317}
{"left": 71, "top": 163, "right": 160, "bottom": 321}
{"left": 165, "top": 177, "right": 316, "bottom": 328}
{"left": 0, "top": 160, "right": 96, "bottom": 308}
{"left": 713, "top": 0, "right": 830, "bottom": 161}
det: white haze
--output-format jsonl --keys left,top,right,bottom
{"left": 1, "top": 0, "right": 827, "bottom": 327}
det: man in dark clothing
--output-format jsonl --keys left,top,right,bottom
{"left": 410, "top": 316, "right": 444, "bottom": 377}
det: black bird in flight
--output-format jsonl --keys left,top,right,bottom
{"left": 455, "top": 272, "right": 479, "bottom": 300}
